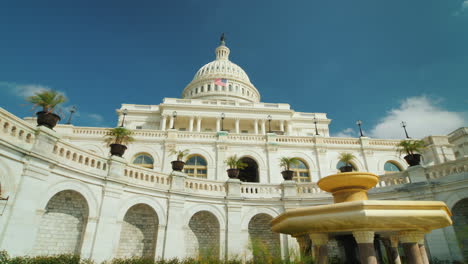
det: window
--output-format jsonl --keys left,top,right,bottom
{"left": 291, "top": 159, "right": 310, "bottom": 182}
{"left": 184, "top": 155, "right": 208, "bottom": 178}
{"left": 384, "top": 161, "right": 402, "bottom": 173}
{"left": 132, "top": 153, "right": 154, "bottom": 169}
{"left": 208, "top": 84, "right": 211, "bottom": 91}
{"left": 136, "top": 126, "right": 143, "bottom": 130}
{"left": 215, "top": 85, "right": 219, "bottom": 91}
{"left": 229, "top": 85, "right": 233, "bottom": 92}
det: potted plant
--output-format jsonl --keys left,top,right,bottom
{"left": 105, "top": 127, "right": 134, "bottom": 157}
{"left": 279, "top": 157, "right": 299, "bottom": 180}
{"left": 170, "top": 149, "right": 189, "bottom": 171}
{"left": 26, "top": 89, "right": 67, "bottom": 129}
{"left": 225, "top": 155, "right": 247, "bottom": 179}
{"left": 397, "top": 140, "right": 425, "bottom": 166}
{"left": 338, "top": 153, "right": 356, "bottom": 172}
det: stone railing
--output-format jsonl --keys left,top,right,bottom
{"left": 124, "top": 164, "right": 171, "bottom": 188}
{"left": 425, "top": 157, "right": 468, "bottom": 180}
{"left": 240, "top": 183, "right": 282, "bottom": 198}
{"left": 53, "top": 141, "right": 109, "bottom": 176}
{"left": 177, "top": 131, "right": 218, "bottom": 140}
{"left": 275, "top": 136, "right": 315, "bottom": 144}
{"left": 0, "top": 108, "right": 36, "bottom": 148}
{"left": 297, "top": 182, "right": 324, "bottom": 196}
{"left": 377, "top": 172, "right": 410, "bottom": 187}
{"left": 185, "top": 177, "right": 226, "bottom": 195}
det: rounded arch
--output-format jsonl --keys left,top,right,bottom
{"left": 126, "top": 145, "right": 161, "bottom": 166}
{"left": 445, "top": 191, "right": 468, "bottom": 211}
{"left": 241, "top": 207, "right": 280, "bottom": 231}
{"left": 290, "top": 158, "right": 311, "bottom": 182}
{"left": 248, "top": 213, "right": 281, "bottom": 260}
{"left": 239, "top": 156, "right": 259, "bottom": 182}
{"left": 377, "top": 156, "right": 407, "bottom": 172}
{"left": 452, "top": 198, "right": 468, "bottom": 261}
{"left": 186, "top": 210, "right": 221, "bottom": 258}
{"left": 234, "top": 149, "right": 266, "bottom": 169}
{"left": 39, "top": 180, "right": 99, "bottom": 218}
{"left": 184, "top": 204, "right": 226, "bottom": 227}
{"left": 184, "top": 154, "right": 208, "bottom": 178}
{"left": 81, "top": 144, "right": 106, "bottom": 157}
{"left": 185, "top": 148, "right": 215, "bottom": 166}
{"left": 117, "top": 196, "right": 167, "bottom": 226}
{"left": 331, "top": 153, "right": 365, "bottom": 172}
{"left": 384, "top": 160, "right": 404, "bottom": 173}
{"left": 288, "top": 152, "right": 316, "bottom": 171}
{"left": 131, "top": 152, "right": 155, "bottom": 169}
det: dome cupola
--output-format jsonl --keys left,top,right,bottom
{"left": 182, "top": 34, "right": 260, "bottom": 103}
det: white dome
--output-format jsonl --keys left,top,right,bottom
{"left": 182, "top": 38, "right": 260, "bottom": 103}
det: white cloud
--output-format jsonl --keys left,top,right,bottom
{"left": 334, "top": 128, "right": 356, "bottom": 138}
{"left": 0, "top": 82, "right": 65, "bottom": 98}
{"left": 370, "top": 96, "right": 466, "bottom": 139}
{"left": 453, "top": 0, "right": 468, "bottom": 16}
{"left": 87, "top": 113, "right": 104, "bottom": 123}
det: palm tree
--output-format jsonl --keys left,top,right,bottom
{"left": 105, "top": 127, "right": 134, "bottom": 157}
{"left": 279, "top": 157, "right": 300, "bottom": 180}
{"left": 26, "top": 89, "right": 67, "bottom": 113}
{"left": 397, "top": 140, "right": 425, "bottom": 166}
{"left": 170, "top": 149, "right": 189, "bottom": 171}
{"left": 225, "top": 155, "right": 248, "bottom": 179}
{"left": 338, "top": 152, "right": 356, "bottom": 172}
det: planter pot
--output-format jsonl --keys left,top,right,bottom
{"left": 227, "top": 168, "right": 240, "bottom": 179}
{"left": 281, "top": 170, "right": 294, "bottom": 181}
{"left": 110, "top": 144, "right": 127, "bottom": 157}
{"left": 171, "top": 160, "right": 185, "bottom": 171}
{"left": 404, "top": 154, "right": 422, "bottom": 167}
{"left": 339, "top": 165, "right": 353, "bottom": 173}
{"left": 36, "top": 111, "right": 61, "bottom": 129}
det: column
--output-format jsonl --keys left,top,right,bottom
{"left": 353, "top": 231, "right": 377, "bottom": 264}
{"left": 399, "top": 232, "right": 425, "bottom": 264}
{"left": 254, "top": 119, "right": 259, "bottom": 134}
{"left": 189, "top": 116, "right": 194, "bottom": 132}
{"left": 280, "top": 120, "right": 285, "bottom": 132}
{"left": 261, "top": 120, "right": 266, "bottom": 135}
{"left": 216, "top": 118, "right": 221, "bottom": 132}
{"left": 235, "top": 118, "right": 240, "bottom": 134}
{"left": 196, "top": 117, "right": 202, "bottom": 132}
{"left": 286, "top": 120, "right": 293, "bottom": 135}
{"left": 169, "top": 115, "right": 174, "bottom": 130}
{"left": 225, "top": 202, "right": 243, "bottom": 257}
{"left": 418, "top": 239, "right": 430, "bottom": 264}
{"left": 382, "top": 236, "right": 401, "bottom": 264}
{"left": 309, "top": 233, "right": 328, "bottom": 264}
{"left": 160, "top": 115, "right": 167, "bottom": 131}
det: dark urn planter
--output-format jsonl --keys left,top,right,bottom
{"left": 110, "top": 144, "right": 127, "bottom": 157}
{"left": 281, "top": 170, "right": 294, "bottom": 181}
{"left": 171, "top": 160, "right": 185, "bottom": 171}
{"left": 339, "top": 165, "right": 353, "bottom": 173}
{"left": 227, "top": 168, "right": 240, "bottom": 179}
{"left": 36, "top": 111, "right": 61, "bottom": 129}
{"left": 404, "top": 154, "right": 422, "bottom": 167}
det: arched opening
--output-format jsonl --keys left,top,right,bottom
{"left": 239, "top": 157, "right": 259, "bottom": 182}
{"left": 186, "top": 211, "right": 220, "bottom": 259}
{"left": 132, "top": 153, "right": 154, "bottom": 169}
{"left": 117, "top": 204, "right": 159, "bottom": 259}
{"left": 248, "top": 213, "right": 281, "bottom": 261}
{"left": 384, "top": 161, "right": 402, "bottom": 173}
{"left": 184, "top": 155, "right": 208, "bottom": 178}
{"left": 452, "top": 198, "right": 468, "bottom": 261}
{"left": 33, "top": 190, "right": 89, "bottom": 255}
{"left": 291, "top": 159, "right": 310, "bottom": 182}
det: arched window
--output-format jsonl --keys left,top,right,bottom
{"left": 336, "top": 161, "right": 356, "bottom": 171}
{"left": 291, "top": 159, "right": 310, "bottom": 182}
{"left": 132, "top": 153, "right": 154, "bottom": 169}
{"left": 184, "top": 155, "right": 207, "bottom": 178}
{"left": 208, "top": 84, "right": 211, "bottom": 91}
{"left": 384, "top": 161, "right": 402, "bottom": 173}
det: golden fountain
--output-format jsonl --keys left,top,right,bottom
{"left": 271, "top": 172, "right": 453, "bottom": 264}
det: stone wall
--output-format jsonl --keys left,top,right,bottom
{"left": 186, "top": 211, "right": 220, "bottom": 258}
{"left": 117, "top": 204, "right": 159, "bottom": 258}
{"left": 248, "top": 213, "right": 280, "bottom": 257}
{"left": 452, "top": 198, "right": 468, "bottom": 261}
{"left": 33, "top": 190, "right": 89, "bottom": 255}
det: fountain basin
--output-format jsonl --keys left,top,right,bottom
{"left": 317, "top": 172, "right": 379, "bottom": 203}
{"left": 271, "top": 200, "right": 452, "bottom": 236}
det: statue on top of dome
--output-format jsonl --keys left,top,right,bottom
{"left": 220, "top": 33, "right": 225, "bottom": 45}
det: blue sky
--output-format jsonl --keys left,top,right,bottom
{"left": 0, "top": 0, "right": 467, "bottom": 138}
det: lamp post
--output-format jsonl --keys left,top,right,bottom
{"left": 221, "top": 113, "right": 225, "bottom": 131}
{"left": 120, "top": 108, "right": 128, "bottom": 127}
{"left": 356, "top": 120, "right": 364, "bottom": 137}
{"left": 267, "top": 115, "right": 272, "bottom": 133}
{"left": 313, "top": 116, "right": 319, "bottom": 136}
{"left": 172, "top": 111, "right": 177, "bottom": 129}
{"left": 401, "top": 121, "right": 410, "bottom": 139}
{"left": 66, "top": 106, "right": 77, "bottom": 125}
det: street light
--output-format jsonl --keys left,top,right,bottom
{"left": 356, "top": 120, "right": 364, "bottom": 137}
{"left": 120, "top": 108, "right": 128, "bottom": 127}
{"left": 401, "top": 121, "right": 410, "bottom": 139}
{"left": 313, "top": 115, "right": 319, "bottom": 136}
{"left": 172, "top": 111, "right": 177, "bottom": 129}
{"left": 221, "top": 113, "right": 225, "bottom": 131}
{"left": 267, "top": 115, "right": 272, "bottom": 133}
{"left": 66, "top": 106, "right": 77, "bottom": 125}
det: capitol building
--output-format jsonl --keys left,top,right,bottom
{"left": 0, "top": 37, "right": 467, "bottom": 263}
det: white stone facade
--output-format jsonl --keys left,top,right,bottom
{"left": 0, "top": 39, "right": 467, "bottom": 262}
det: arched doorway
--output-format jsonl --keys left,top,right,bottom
{"left": 239, "top": 157, "right": 259, "bottom": 182}
{"left": 117, "top": 204, "right": 159, "bottom": 259}
{"left": 186, "top": 211, "right": 220, "bottom": 259}
{"left": 248, "top": 213, "right": 281, "bottom": 261}
{"left": 33, "top": 190, "right": 89, "bottom": 255}
{"left": 452, "top": 198, "right": 468, "bottom": 261}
